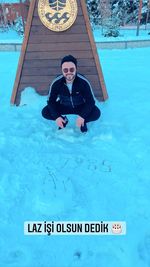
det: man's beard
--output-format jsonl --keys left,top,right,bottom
{"left": 66, "top": 74, "right": 75, "bottom": 82}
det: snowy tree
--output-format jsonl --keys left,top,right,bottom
{"left": 86, "top": 0, "right": 120, "bottom": 36}
{"left": 95, "top": 1, "right": 120, "bottom": 37}
{"left": 86, "top": 0, "right": 101, "bottom": 27}
{"left": 112, "top": 0, "right": 150, "bottom": 25}
{"left": 86, "top": 0, "right": 150, "bottom": 28}
{"left": 13, "top": 16, "right": 24, "bottom": 36}
{"left": 0, "top": 3, "right": 9, "bottom": 32}
{"left": 141, "top": 0, "right": 150, "bottom": 24}
{"left": 0, "top": 0, "right": 27, "bottom": 34}
{"left": 145, "top": 0, "right": 150, "bottom": 28}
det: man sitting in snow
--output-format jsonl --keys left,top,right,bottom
{"left": 41, "top": 55, "right": 101, "bottom": 132}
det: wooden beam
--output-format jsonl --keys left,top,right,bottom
{"left": 136, "top": 0, "right": 143, "bottom": 36}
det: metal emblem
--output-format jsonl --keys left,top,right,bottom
{"left": 38, "top": 0, "right": 78, "bottom": 32}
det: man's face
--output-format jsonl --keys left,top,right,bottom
{"left": 62, "top": 62, "right": 76, "bottom": 83}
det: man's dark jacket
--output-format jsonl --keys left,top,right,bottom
{"left": 47, "top": 73, "right": 95, "bottom": 120}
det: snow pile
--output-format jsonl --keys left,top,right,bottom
{"left": 0, "top": 48, "right": 150, "bottom": 267}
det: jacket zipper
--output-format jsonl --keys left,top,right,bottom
{"left": 70, "top": 95, "right": 74, "bottom": 108}
{"left": 65, "top": 83, "right": 74, "bottom": 108}
{"left": 70, "top": 84, "right": 75, "bottom": 108}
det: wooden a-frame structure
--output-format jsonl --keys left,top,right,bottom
{"left": 11, "top": 0, "right": 108, "bottom": 105}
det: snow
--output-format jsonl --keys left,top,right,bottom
{"left": 0, "top": 47, "right": 150, "bottom": 267}
{"left": 0, "top": 29, "right": 23, "bottom": 43}
{"left": 93, "top": 26, "right": 150, "bottom": 42}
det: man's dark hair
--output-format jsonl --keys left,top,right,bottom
{"left": 61, "top": 55, "right": 77, "bottom": 67}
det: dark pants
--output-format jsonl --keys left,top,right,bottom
{"left": 42, "top": 102, "right": 101, "bottom": 123}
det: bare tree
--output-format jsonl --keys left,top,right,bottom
{"left": 145, "top": 0, "right": 150, "bottom": 29}
{"left": 136, "top": 0, "right": 143, "bottom": 36}
{"left": 0, "top": 2, "right": 8, "bottom": 30}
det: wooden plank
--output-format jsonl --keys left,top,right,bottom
{"left": 23, "top": 58, "right": 96, "bottom": 68}
{"left": 23, "top": 59, "right": 62, "bottom": 68}
{"left": 22, "top": 66, "right": 98, "bottom": 76}
{"left": 78, "top": 58, "right": 96, "bottom": 67}
{"left": 21, "top": 76, "right": 56, "bottom": 83}
{"left": 30, "top": 24, "right": 87, "bottom": 35}
{"left": 25, "top": 50, "right": 94, "bottom": 60}
{"left": 22, "top": 68, "right": 61, "bottom": 76}
{"left": 27, "top": 42, "right": 91, "bottom": 52}
{"left": 28, "top": 33, "right": 89, "bottom": 43}
{"left": 20, "top": 74, "right": 100, "bottom": 84}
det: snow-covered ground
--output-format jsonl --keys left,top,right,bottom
{"left": 0, "top": 29, "right": 23, "bottom": 43}
{"left": 94, "top": 26, "right": 150, "bottom": 42}
{"left": 0, "top": 47, "right": 150, "bottom": 267}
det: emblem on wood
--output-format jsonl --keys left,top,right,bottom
{"left": 38, "top": 0, "right": 78, "bottom": 31}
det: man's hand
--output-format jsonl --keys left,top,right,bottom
{"left": 76, "top": 116, "right": 85, "bottom": 128}
{"left": 56, "top": 117, "right": 65, "bottom": 128}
